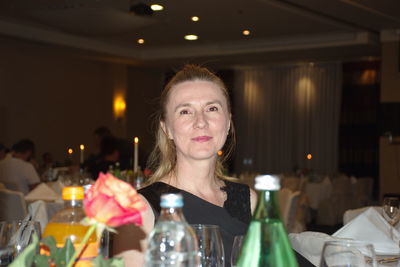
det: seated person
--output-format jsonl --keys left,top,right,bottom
{"left": 87, "top": 136, "right": 120, "bottom": 179}
{"left": 92, "top": 126, "right": 133, "bottom": 171}
{"left": 0, "top": 139, "right": 40, "bottom": 194}
{"left": 0, "top": 143, "right": 8, "bottom": 160}
{"left": 112, "top": 65, "right": 313, "bottom": 267}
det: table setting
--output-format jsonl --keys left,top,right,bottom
{"left": 290, "top": 202, "right": 400, "bottom": 266}
{"left": 0, "top": 218, "right": 41, "bottom": 266}
{"left": 3, "top": 172, "right": 234, "bottom": 267}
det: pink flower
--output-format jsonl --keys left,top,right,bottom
{"left": 84, "top": 172, "right": 147, "bottom": 227}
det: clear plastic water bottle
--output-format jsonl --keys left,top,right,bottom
{"left": 144, "top": 193, "right": 199, "bottom": 267}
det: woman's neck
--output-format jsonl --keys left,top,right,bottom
{"left": 161, "top": 157, "right": 226, "bottom": 207}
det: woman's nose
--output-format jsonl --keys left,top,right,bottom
{"left": 194, "top": 112, "right": 208, "bottom": 129}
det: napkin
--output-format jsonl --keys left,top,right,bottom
{"left": 333, "top": 207, "right": 400, "bottom": 255}
{"left": 25, "top": 183, "right": 60, "bottom": 201}
{"left": 289, "top": 231, "right": 342, "bottom": 266}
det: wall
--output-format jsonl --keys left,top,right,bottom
{"left": 379, "top": 137, "right": 400, "bottom": 199}
{"left": 126, "top": 67, "right": 165, "bottom": 168}
{"left": 0, "top": 38, "right": 122, "bottom": 165}
{"left": 381, "top": 42, "right": 400, "bottom": 102}
{"left": 379, "top": 35, "right": 400, "bottom": 199}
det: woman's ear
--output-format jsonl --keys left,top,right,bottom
{"left": 160, "top": 121, "right": 173, "bottom": 140}
{"left": 227, "top": 115, "right": 231, "bottom": 135}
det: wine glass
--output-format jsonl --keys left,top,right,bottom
{"left": 230, "top": 235, "right": 244, "bottom": 267}
{"left": 382, "top": 197, "right": 400, "bottom": 241}
{"left": 320, "top": 240, "right": 377, "bottom": 267}
{"left": 382, "top": 197, "right": 400, "bottom": 226}
{"left": 0, "top": 220, "right": 41, "bottom": 266}
{"left": 191, "top": 224, "right": 225, "bottom": 267}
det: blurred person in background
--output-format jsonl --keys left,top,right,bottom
{"left": 85, "top": 126, "right": 132, "bottom": 172}
{"left": 39, "top": 152, "right": 59, "bottom": 182}
{"left": 87, "top": 135, "right": 120, "bottom": 179}
{"left": 0, "top": 139, "right": 40, "bottom": 194}
{"left": 0, "top": 143, "right": 8, "bottom": 160}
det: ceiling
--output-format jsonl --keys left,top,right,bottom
{"left": 0, "top": 0, "right": 399, "bottom": 67}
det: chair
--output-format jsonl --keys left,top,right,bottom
{"left": 352, "top": 176, "right": 374, "bottom": 208}
{"left": 279, "top": 188, "right": 301, "bottom": 233}
{"left": 316, "top": 175, "right": 352, "bottom": 226}
{"left": 0, "top": 188, "right": 28, "bottom": 221}
{"left": 281, "top": 176, "right": 301, "bottom": 191}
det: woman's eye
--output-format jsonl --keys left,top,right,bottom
{"left": 208, "top": 106, "right": 219, "bottom": 112}
{"left": 179, "top": 109, "right": 190, "bottom": 115}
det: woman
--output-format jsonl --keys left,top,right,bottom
{"left": 113, "top": 65, "right": 312, "bottom": 267}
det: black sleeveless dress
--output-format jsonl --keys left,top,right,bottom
{"left": 139, "top": 181, "right": 313, "bottom": 267}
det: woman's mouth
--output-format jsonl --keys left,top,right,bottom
{"left": 192, "top": 136, "right": 212, "bottom": 142}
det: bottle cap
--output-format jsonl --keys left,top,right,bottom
{"left": 160, "top": 193, "right": 184, "bottom": 208}
{"left": 62, "top": 186, "right": 85, "bottom": 200}
{"left": 254, "top": 175, "right": 281, "bottom": 191}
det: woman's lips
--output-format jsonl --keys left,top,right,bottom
{"left": 192, "top": 136, "right": 212, "bottom": 142}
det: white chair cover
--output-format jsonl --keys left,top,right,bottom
{"left": 316, "top": 175, "right": 353, "bottom": 226}
{"left": 351, "top": 176, "right": 374, "bottom": 208}
{"left": 279, "top": 188, "right": 301, "bottom": 233}
{"left": 281, "top": 176, "right": 301, "bottom": 191}
{"left": 0, "top": 188, "right": 28, "bottom": 221}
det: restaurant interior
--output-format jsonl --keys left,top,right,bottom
{"left": 1, "top": 0, "right": 400, "bottom": 265}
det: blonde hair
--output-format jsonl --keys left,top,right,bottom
{"left": 146, "top": 64, "right": 235, "bottom": 184}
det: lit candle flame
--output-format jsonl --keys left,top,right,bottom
{"left": 80, "top": 144, "right": 85, "bottom": 150}
{"left": 307, "top": 153, "right": 312, "bottom": 160}
{"left": 68, "top": 148, "right": 73, "bottom": 154}
{"left": 134, "top": 137, "right": 139, "bottom": 144}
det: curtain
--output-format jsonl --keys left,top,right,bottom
{"left": 233, "top": 62, "right": 342, "bottom": 175}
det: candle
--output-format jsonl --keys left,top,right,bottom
{"left": 80, "top": 144, "right": 85, "bottom": 164}
{"left": 68, "top": 148, "right": 73, "bottom": 160}
{"left": 134, "top": 137, "right": 139, "bottom": 173}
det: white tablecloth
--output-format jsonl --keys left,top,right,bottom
{"left": 28, "top": 200, "right": 63, "bottom": 232}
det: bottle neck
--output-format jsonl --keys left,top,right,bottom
{"left": 64, "top": 199, "right": 83, "bottom": 208}
{"left": 254, "top": 190, "right": 281, "bottom": 220}
{"left": 159, "top": 207, "right": 186, "bottom": 222}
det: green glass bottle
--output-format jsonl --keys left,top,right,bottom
{"left": 236, "top": 174, "right": 298, "bottom": 267}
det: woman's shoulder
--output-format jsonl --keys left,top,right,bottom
{"left": 221, "top": 177, "right": 252, "bottom": 223}
{"left": 222, "top": 177, "right": 250, "bottom": 191}
{"left": 138, "top": 182, "right": 180, "bottom": 213}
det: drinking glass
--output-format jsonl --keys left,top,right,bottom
{"left": 0, "top": 220, "right": 41, "bottom": 266}
{"left": 320, "top": 240, "right": 377, "bottom": 267}
{"left": 230, "top": 235, "right": 243, "bottom": 267}
{"left": 382, "top": 197, "right": 400, "bottom": 226}
{"left": 191, "top": 224, "right": 224, "bottom": 267}
{"left": 382, "top": 197, "right": 400, "bottom": 242}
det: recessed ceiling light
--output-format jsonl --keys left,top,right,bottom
{"left": 184, "top": 34, "right": 198, "bottom": 41}
{"left": 137, "top": 39, "right": 145, "bottom": 44}
{"left": 150, "top": 4, "right": 164, "bottom": 11}
{"left": 242, "top": 30, "right": 250, "bottom": 36}
{"left": 191, "top": 16, "right": 199, "bottom": 22}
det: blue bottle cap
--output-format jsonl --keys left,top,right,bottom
{"left": 160, "top": 193, "right": 184, "bottom": 208}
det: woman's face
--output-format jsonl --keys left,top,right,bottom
{"left": 162, "top": 80, "right": 230, "bottom": 162}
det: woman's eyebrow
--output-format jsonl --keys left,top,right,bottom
{"left": 174, "top": 100, "right": 223, "bottom": 112}
{"left": 205, "top": 100, "right": 223, "bottom": 106}
{"left": 174, "top": 103, "right": 191, "bottom": 112}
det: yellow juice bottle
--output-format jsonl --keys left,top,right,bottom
{"left": 42, "top": 186, "right": 98, "bottom": 267}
